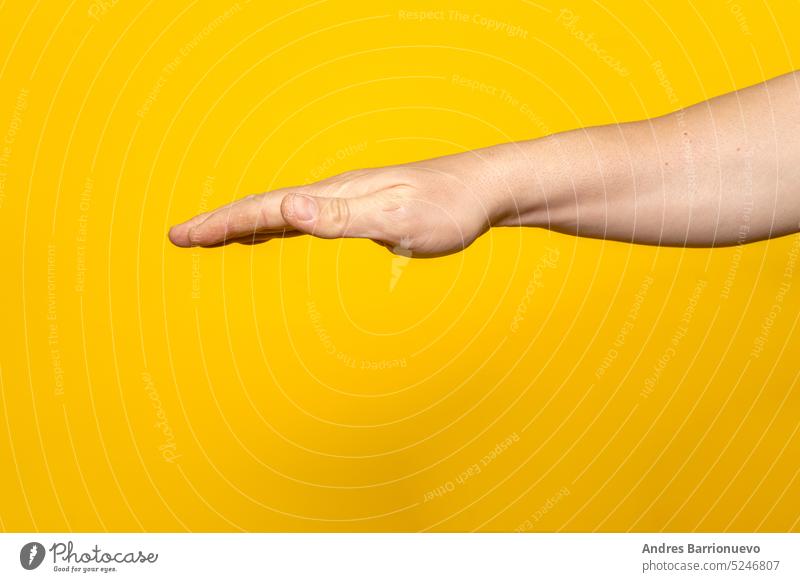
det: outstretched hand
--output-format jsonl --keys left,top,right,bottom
{"left": 171, "top": 72, "right": 800, "bottom": 253}
{"left": 168, "top": 151, "right": 516, "bottom": 258}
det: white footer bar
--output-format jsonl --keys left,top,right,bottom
{"left": 1, "top": 533, "right": 798, "bottom": 581}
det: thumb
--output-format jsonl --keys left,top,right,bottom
{"left": 280, "top": 193, "right": 382, "bottom": 240}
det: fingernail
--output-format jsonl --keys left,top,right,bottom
{"left": 290, "top": 194, "right": 317, "bottom": 221}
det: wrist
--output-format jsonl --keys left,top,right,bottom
{"left": 483, "top": 139, "right": 563, "bottom": 229}
{"left": 486, "top": 126, "right": 642, "bottom": 234}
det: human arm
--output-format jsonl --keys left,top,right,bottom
{"left": 169, "top": 70, "right": 800, "bottom": 254}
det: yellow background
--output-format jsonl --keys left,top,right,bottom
{"left": 0, "top": 0, "right": 798, "bottom": 532}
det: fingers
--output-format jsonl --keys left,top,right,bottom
{"left": 231, "top": 230, "right": 302, "bottom": 246}
{"left": 169, "top": 169, "right": 400, "bottom": 248}
{"left": 203, "top": 232, "right": 277, "bottom": 247}
{"left": 167, "top": 209, "right": 216, "bottom": 247}
{"left": 280, "top": 193, "right": 387, "bottom": 240}
{"left": 169, "top": 191, "right": 290, "bottom": 247}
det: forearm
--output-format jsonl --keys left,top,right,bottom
{"left": 491, "top": 71, "right": 800, "bottom": 246}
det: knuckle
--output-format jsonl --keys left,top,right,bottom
{"left": 326, "top": 197, "right": 351, "bottom": 234}
{"left": 382, "top": 200, "right": 423, "bottom": 246}
{"left": 256, "top": 197, "right": 271, "bottom": 229}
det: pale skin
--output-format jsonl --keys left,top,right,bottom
{"left": 169, "top": 71, "right": 800, "bottom": 255}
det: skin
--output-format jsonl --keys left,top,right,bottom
{"left": 169, "top": 71, "right": 800, "bottom": 256}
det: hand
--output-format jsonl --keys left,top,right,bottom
{"left": 168, "top": 150, "right": 516, "bottom": 258}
